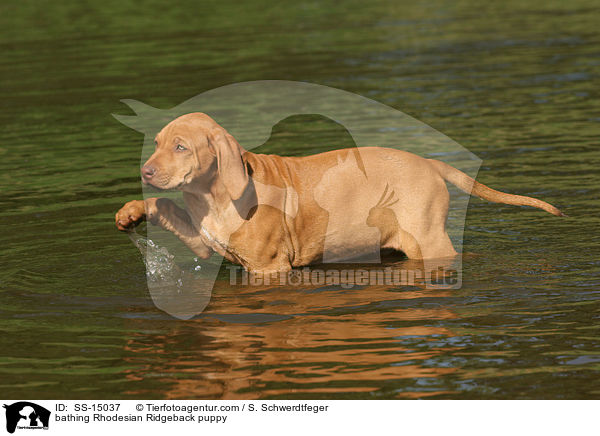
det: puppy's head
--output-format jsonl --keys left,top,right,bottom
{"left": 141, "top": 113, "right": 248, "bottom": 198}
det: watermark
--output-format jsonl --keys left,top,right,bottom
{"left": 114, "top": 80, "right": 481, "bottom": 319}
{"left": 227, "top": 265, "right": 458, "bottom": 288}
{"left": 0, "top": 400, "right": 591, "bottom": 435}
{"left": 3, "top": 402, "right": 51, "bottom": 434}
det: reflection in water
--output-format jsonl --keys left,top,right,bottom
{"left": 121, "top": 260, "right": 460, "bottom": 399}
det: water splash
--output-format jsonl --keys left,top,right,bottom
{"left": 127, "top": 228, "right": 183, "bottom": 283}
{"left": 126, "top": 227, "right": 213, "bottom": 320}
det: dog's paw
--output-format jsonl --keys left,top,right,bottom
{"left": 115, "top": 200, "right": 146, "bottom": 231}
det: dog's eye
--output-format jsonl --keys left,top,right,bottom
{"left": 176, "top": 144, "right": 187, "bottom": 151}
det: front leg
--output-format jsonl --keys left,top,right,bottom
{"left": 116, "top": 198, "right": 213, "bottom": 259}
{"left": 146, "top": 198, "right": 214, "bottom": 259}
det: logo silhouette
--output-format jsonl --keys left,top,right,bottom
{"left": 3, "top": 402, "right": 50, "bottom": 434}
{"left": 366, "top": 184, "right": 423, "bottom": 259}
{"left": 112, "top": 80, "right": 479, "bottom": 318}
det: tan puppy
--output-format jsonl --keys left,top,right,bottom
{"left": 116, "top": 113, "right": 564, "bottom": 272}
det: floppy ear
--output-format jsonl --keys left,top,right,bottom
{"left": 208, "top": 128, "right": 249, "bottom": 200}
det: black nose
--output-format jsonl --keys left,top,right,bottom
{"left": 142, "top": 165, "right": 156, "bottom": 179}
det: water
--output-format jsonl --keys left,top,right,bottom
{"left": 128, "top": 229, "right": 179, "bottom": 282}
{"left": 1, "top": 0, "right": 599, "bottom": 399}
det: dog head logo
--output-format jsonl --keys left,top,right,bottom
{"left": 3, "top": 402, "right": 50, "bottom": 434}
{"left": 114, "top": 80, "right": 479, "bottom": 318}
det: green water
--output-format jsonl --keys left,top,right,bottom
{"left": 1, "top": 0, "right": 599, "bottom": 399}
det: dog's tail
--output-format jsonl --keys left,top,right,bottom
{"left": 429, "top": 159, "right": 566, "bottom": 217}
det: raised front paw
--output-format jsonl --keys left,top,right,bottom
{"left": 115, "top": 200, "right": 146, "bottom": 231}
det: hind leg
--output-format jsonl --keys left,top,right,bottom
{"left": 383, "top": 206, "right": 457, "bottom": 260}
{"left": 387, "top": 227, "right": 423, "bottom": 259}
{"left": 386, "top": 227, "right": 456, "bottom": 259}
{"left": 403, "top": 179, "right": 458, "bottom": 259}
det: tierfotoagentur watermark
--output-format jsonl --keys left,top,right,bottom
{"left": 227, "top": 265, "right": 459, "bottom": 288}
